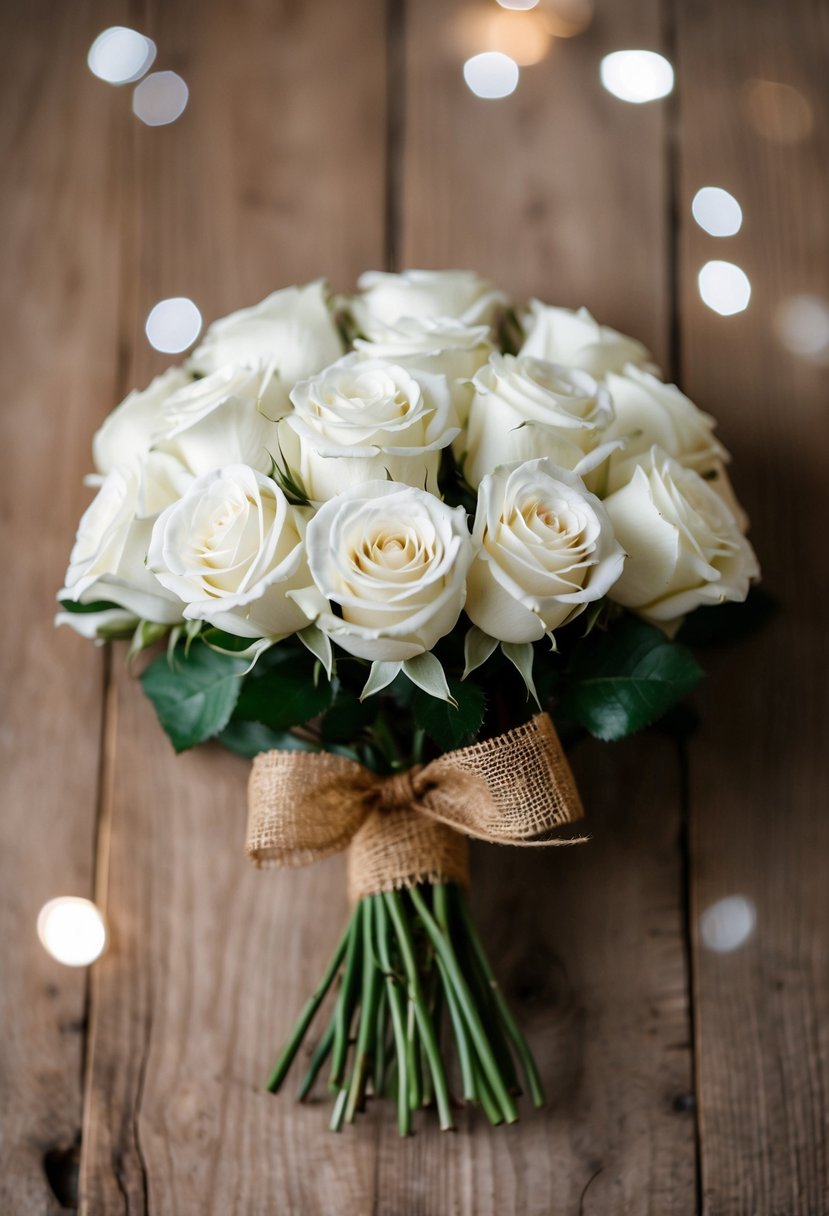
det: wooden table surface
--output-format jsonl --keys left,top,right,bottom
{"left": 1, "top": 1, "right": 827, "bottom": 1212}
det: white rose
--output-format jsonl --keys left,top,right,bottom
{"left": 702, "top": 458, "right": 750, "bottom": 533}
{"left": 466, "top": 459, "right": 625, "bottom": 643}
{"left": 301, "top": 481, "right": 474, "bottom": 661}
{"left": 603, "top": 448, "right": 759, "bottom": 627}
{"left": 352, "top": 269, "right": 506, "bottom": 334}
{"left": 353, "top": 315, "right": 491, "bottom": 421}
{"left": 188, "top": 280, "right": 344, "bottom": 384}
{"left": 60, "top": 454, "right": 191, "bottom": 624}
{"left": 92, "top": 367, "right": 191, "bottom": 475}
{"left": 286, "top": 354, "right": 459, "bottom": 501}
{"left": 602, "top": 366, "right": 728, "bottom": 493}
{"left": 156, "top": 364, "right": 288, "bottom": 477}
{"left": 519, "top": 303, "right": 654, "bottom": 378}
{"left": 463, "top": 354, "right": 614, "bottom": 488}
{"left": 148, "top": 465, "right": 315, "bottom": 640}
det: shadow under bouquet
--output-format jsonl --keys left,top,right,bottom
{"left": 59, "top": 270, "right": 760, "bottom": 1134}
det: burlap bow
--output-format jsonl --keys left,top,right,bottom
{"left": 246, "top": 712, "right": 585, "bottom": 903}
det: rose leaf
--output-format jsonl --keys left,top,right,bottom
{"left": 412, "top": 678, "right": 486, "bottom": 751}
{"left": 556, "top": 616, "right": 703, "bottom": 741}
{"left": 140, "top": 641, "right": 249, "bottom": 753}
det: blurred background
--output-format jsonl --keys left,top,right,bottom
{"left": 1, "top": 1, "right": 826, "bottom": 1212}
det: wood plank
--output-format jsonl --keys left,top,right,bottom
{"left": 389, "top": 1, "right": 697, "bottom": 1210}
{"left": 0, "top": 2, "right": 129, "bottom": 1211}
{"left": 675, "top": 2, "right": 829, "bottom": 1211}
{"left": 401, "top": 0, "right": 670, "bottom": 364}
{"left": 78, "top": 0, "right": 388, "bottom": 1211}
{"left": 370, "top": 739, "right": 696, "bottom": 1215}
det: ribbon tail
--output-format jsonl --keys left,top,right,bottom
{"left": 417, "top": 713, "right": 585, "bottom": 846}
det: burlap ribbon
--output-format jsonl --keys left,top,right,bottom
{"left": 246, "top": 712, "right": 585, "bottom": 903}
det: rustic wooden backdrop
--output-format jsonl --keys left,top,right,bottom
{"left": 1, "top": 0, "right": 827, "bottom": 1212}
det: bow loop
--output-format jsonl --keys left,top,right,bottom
{"left": 246, "top": 713, "right": 585, "bottom": 897}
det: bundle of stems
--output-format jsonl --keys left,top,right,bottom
{"left": 266, "top": 882, "right": 545, "bottom": 1135}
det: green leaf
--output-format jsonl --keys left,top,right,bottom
{"left": 200, "top": 628, "right": 255, "bottom": 653}
{"left": 140, "top": 642, "right": 248, "bottom": 753}
{"left": 202, "top": 631, "right": 273, "bottom": 672}
{"left": 580, "top": 597, "right": 607, "bottom": 638}
{"left": 269, "top": 430, "right": 312, "bottom": 506}
{"left": 402, "top": 653, "right": 456, "bottom": 706}
{"left": 462, "top": 626, "right": 499, "bottom": 679}
{"left": 321, "top": 687, "right": 377, "bottom": 744}
{"left": 412, "top": 678, "right": 486, "bottom": 751}
{"left": 234, "top": 647, "right": 334, "bottom": 730}
{"left": 360, "top": 660, "right": 403, "bottom": 700}
{"left": 501, "top": 641, "right": 540, "bottom": 708}
{"left": 128, "top": 619, "right": 169, "bottom": 663}
{"left": 58, "top": 598, "right": 122, "bottom": 614}
{"left": 218, "top": 719, "right": 320, "bottom": 759}
{"left": 557, "top": 616, "right": 703, "bottom": 741}
{"left": 297, "top": 623, "right": 335, "bottom": 679}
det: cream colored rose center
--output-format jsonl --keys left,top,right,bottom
{"left": 195, "top": 493, "right": 275, "bottom": 592}
{"left": 507, "top": 496, "right": 586, "bottom": 546}
{"left": 317, "top": 372, "right": 413, "bottom": 423}
{"left": 351, "top": 527, "right": 434, "bottom": 575}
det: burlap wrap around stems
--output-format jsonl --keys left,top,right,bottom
{"left": 246, "top": 712, "right": 585, "bottom": 903}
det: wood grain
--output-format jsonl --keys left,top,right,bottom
{"left": 368, "top": 738, "right": 696, "bottom": 1215}
{"left": 78, "top": 0, "right": 388, "bottom": 1211}
{"left": 384, "top": 1, "right": 697, "bottom": 1210}
{"left": 401, "top": 0, "right": 671, "bottom": 366}
{"left": 0, "top": 2, "right": 129, "bottom": 1211}
{"left": 675, "top": 1, "right": 829, "bottom": 1211}
{"left": 3, "top": 0, "right": 826, "bottom": 1211}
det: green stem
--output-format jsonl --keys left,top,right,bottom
{"left": 329, "top": 904, "right": 364, "bottom": 1088}
{"left": 406, "top": 994, "right": 422, "bottom": 1110}
{"left": 448, "top": 890, "right": 521, "bottom": 1096}
{"left": 345, "top": 901, "right": 381, "bottom": 1123}
{"left": 373, "top": 895, "right": 411, "bottom": 1136}
{"left": 409, "top": 887, "right": 518, "bottom": 1125}
{"left": 437, "top": 953, "right": 477, "bottom": 1102}
{"left": 384, "top": 891, "right": 455, "bottom": 1131}
{"left": 472, "top": 1055, "right": 504, "bottom": 1127}
{"left": 297, "top": 1018, "right": 336, "bottom": 1101}
{"left": 266, "top": 920, "right": 351, "bottom": 1093}
{"left": 433, "top": 885, "right": 476, "bottom": 1102}
{"left": 420, "top": 1035, "right": 434, "bottom": 1108}
{"left": 371, "top": 714, "right": 406, "bottom": 771}
{"left": 372, "top": 984, "right": 388, "bottom": 1097}
{"left": 329, "top": 1086, "right": 348, "bottom": 1133}
{"left": 455, "top": 887, "right": 545, "bottom": 1109}
{"left": 411, "top": 727, "right": 427, "bottom": 766}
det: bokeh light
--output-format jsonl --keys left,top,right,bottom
{"left": 133, "top": 71, "right": 189, "bottom": 127}
{"left": 774, "top": 294, "right": 829, "bottom": 363}
{"left": 700, "top": 896, "right": 756, "bottom": 953}
{"left": 88, "top": 27, "right": 156, "bottom": 85}
{"left": 691, "top": 187, "right": 743, "bottom": 237}
{"left": 600, "top": 50, "right": 674, "bottom": 104}
{"left": 463, "top": 52, "right": 520, "bottom": 99}
{"left": 455, "top": 6, "right": 550, "bottom": 66}
{"left": 145, "top": 297, "right": 203, "bottom": 353}
{"left": 537, "top": 0, "right": 593, "bottom": 38}
{"left": 742, "top": 79, "right": 813, "bottom": 145}
{"left": 698, "top": 260, "right": 751, "bottom": 316}
{"left": 37, "top": 897, "right": 107, "bottom": 967}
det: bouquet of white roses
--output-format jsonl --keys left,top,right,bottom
{"left": 59, "top": 270, "right": 760, "bottom": 1135}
